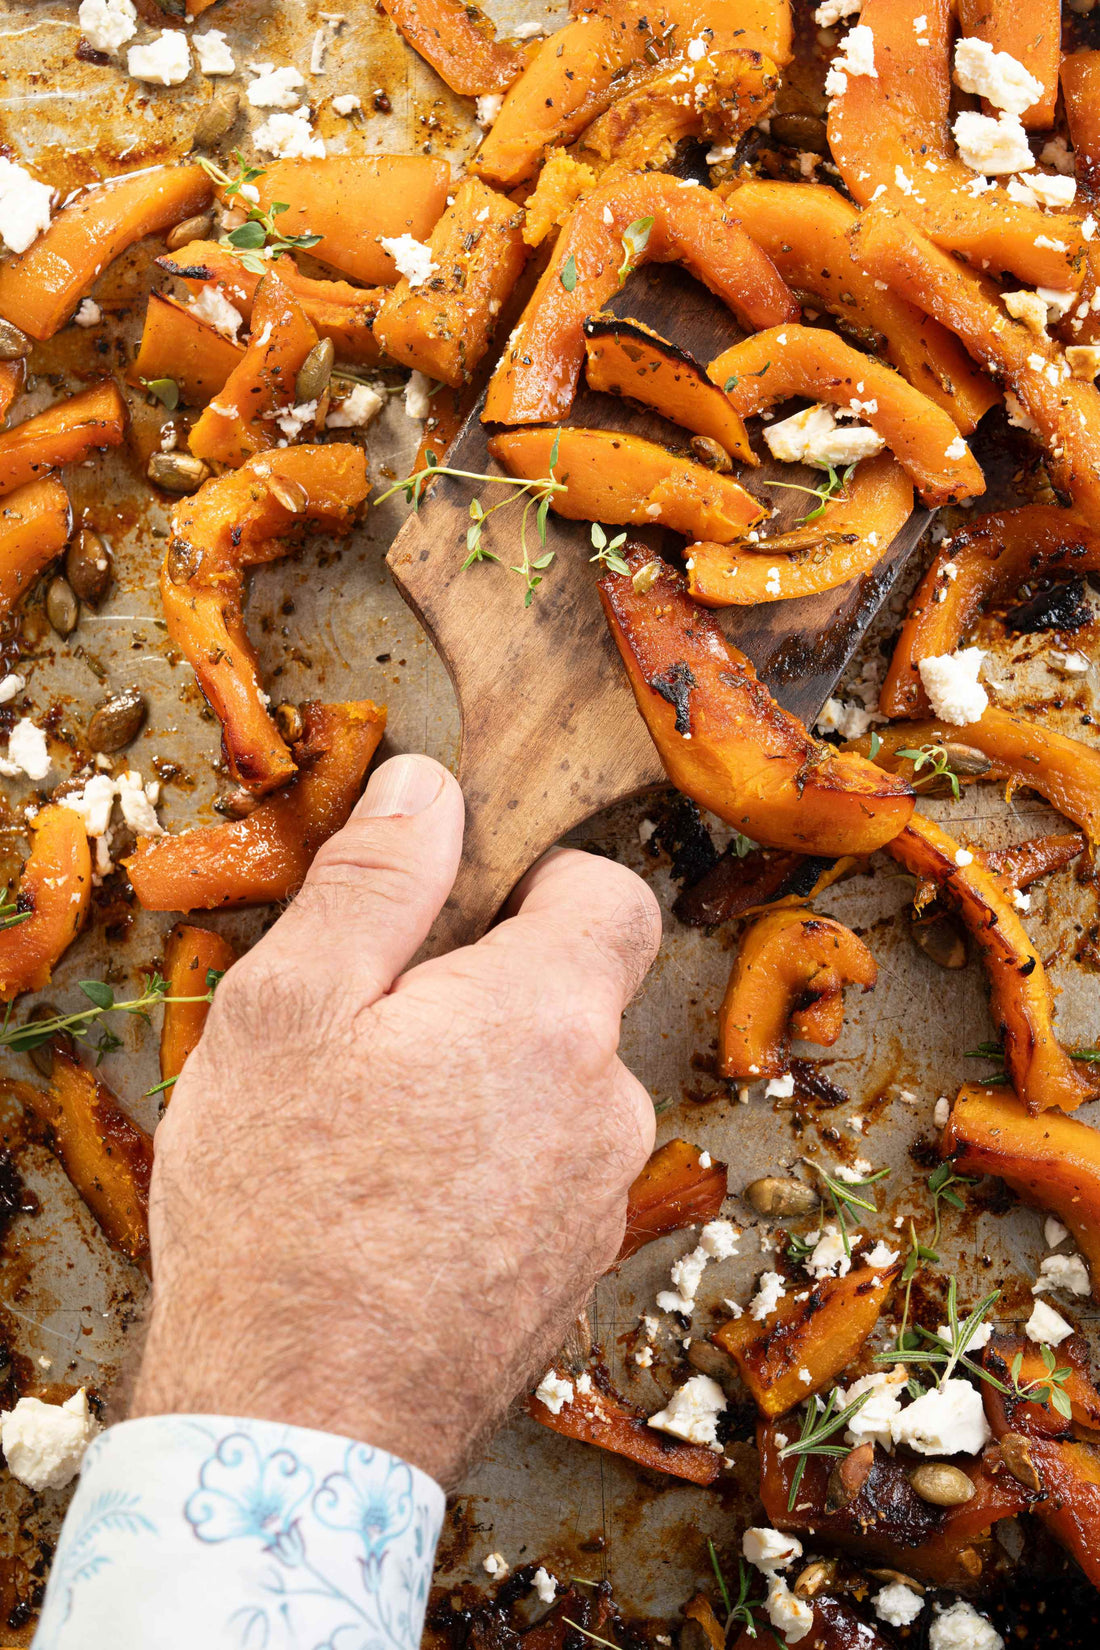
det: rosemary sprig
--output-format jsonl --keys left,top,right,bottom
{"left": 0, "top": 892, "right": 31, "bottom": 933}
{"left": 0, "top": 974, "right": 219, "bottom": 1058}
{"left": 708, "top": 1540, "right": 778, "bottom": 1643}
{"left": 803, "top": 1159, "right": 890, "bottom": 1257}
{"left": 780, "top": 1387, "right": 874, "bottom": 1511}
{"left": 762, "top": 461, "right": 856, "bottom": 524}
{"left": 1010, "top": 1344, "right": 1073, "bottom": 1420}
{"left": 589, "top": 522, "right": 629, "bottom": 576}
{"left": 618, "top": 216, "right": 654, "bottom": 286}
{"left": 896, "top": 743, "right": 962, "bottom": 801}
{"left": 197, "top": 154, "right": 322, "bottom": 276}
{"left": 875, "top": 1278, "right": 1000, "bottom": 1388}
{"left": 893, "top": 1220, "right": 940, "bottom": 1360}
{"left": 374, "top": 435, "right": 567, "bottom": 605}
{"left": 962, "top": 1039, "right": 1009, "bottom": 1084}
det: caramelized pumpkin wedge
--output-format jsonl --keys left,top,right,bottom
{"left": 985, "top": 832, "right": 1085, "bottom": 891}
{"left": 489, "top": 427, "right": 764, "bottom": 541}
{"left": 710, "top": 325, "right": 983, "bottom": 508}
{"left": 717, "top": 908, "right": 876, "bottom": 1081}
{"left": 373, "top": 177, "right": 527, "bottom": 387}
{"left": 0, "top": 806, "right": 92, "bottom": 1002}
{"left": 243, "top": 157, "right": 451, "bottom": 287}
{"left": 600, "top": 549, "right": 914, "bottom": 856}
{"left": 159, "top": 923, "right": 237, "bottom": 1095}
{"left": 688, "top": 454, "right": 912, "bottom": 606}
{"left": 162, "top": 447, "right": 369, "bottom": 794}
{"left": 881, "top": 505, "right": 1100, "bottom": 718}
{"left": 982, "top": 1333, "right": 1100, "bottom": 1442}
{"left": 944, "top": 1087, "right": 1100, "bottom": 1301}
{"left": 714, "top": 1262, "right": 898, "bottom": 1417}
{"left": 732, "top": 1598, "right": 894, "bottom": 1650}
{"left": 619, "top": 1138, "right": 728, "bottom": 1263}
{"left": 483, "top": 171, "right": 796, "bottom": 425}
{"left": 380, "top": 0, "right": 529, "bottom": 94}
{"left": 828, "top": 0, "right": 1083, "bottom": 290}
{"left": 723, "top": 180, "right": 998, "bottom": 431}
{"left": 852, "top": 207, "right": 1100, "bottom": 521}
{"left": 21, "top": 1052, "right": 152, "bottom": 1265}
{"left": 0, "top": 478, "right": 72, "bottom": 615}
{"left": 0, "top": 164, "right": 213, "bottom": 341}
{"left": 158, "top": 241, "right": 385, "bottom": 366}
{"left": 132, "top": 291, "right": 245, "bottom": 406}
{"left": 0, "top": 360, "right": 23, "bottom": 422}
{"left": 1005, "top": 1437, "right": 1100, "bottom": 1586}
{"left": 674, "top": 846, "right": 852, "bottom": 928}
{"left": 189, "top": 272, "right": 319, "bottom": 469}
{"left": 847, "top": 707, "right": 1100, "bottom": 846}
{"left": 126, "top": 700, "right": 386, "bottom": 910}
{"left": 529, "top": 1368, "right": 722, "bottom": 1485}
{"left": 957, "top": 0, "right": 1060, "bottom": 131}
{"left": 1063, "top": 50, "right": 1100, "bottom": 202}
{"left": 885, "top": 815, "right": 1096, "bottom": 1115}
{"left": 583, "top": 315, "right": 754, "bottom": 462}
{"left": 0, "top": 381, "right": 126, "bottom": 498}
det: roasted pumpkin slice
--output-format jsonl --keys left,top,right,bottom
{"left": 0, "top": 164, "right": 213, "bottom": 341}
{"left": 162, "top": 446, "right": 369, "bottom": 794}
{"left": 828, "top": 0, "right": 1083, "bottom": 289}
{"left": 982, "top": 1333, "right": 1100, "bottom": 1442}
{"left": 957, "top": 0, "right": 1060, "bottom": 131}
{"left": 126, "top": 700, "right": 386, "bottom": 910}
{"left": 159, "top": 924, "right": 237, "bottom": 1096}
{"left": 380, "top": 0, "right": 529, "bottom": 94}
{"left": 688, "top": 454, "right": 912, "bottom": 606}
{"left": 0, "top": 381, "right": 126, "bottom": 498}
{"left": 0, "top": 478, "right": 72, "bottom": 616}
{"left": 853, "top": 207, "right": 1100, "bottom": 522}
{"left": 881, "top": 505, "right": 1100, "bottom": 718}
{"left": 722, "top": 180, "right": 998, "bottom": 431}
{"left": 1010, "top": 1437, "right": 1100, "bottom": 1586}
{"left": 1063, "top": 50, "right": 1100, "bottom": 202}
{"left": 583, "top": 316, "right": 753, "bottom": 462}
{"left": 674, "top": 846, "right": 852, "bottom": 928}
{"left": 529, "top": 1367, "right": 722, "bottom": 1485}
{"left": 0, "top": 361, "right": 23, "bottom": 422}
{"left": 132, "top": 291, "right": 245, "bottom": 407}
{"left": 714, "top": 1262, "right": 898, "bottom": 1417}
{"left": 489, "top": 427, "right": 764, "bottom": 541}
{"left": 619, "top": 1138, "right": 728, "bottom": 1263}
{"left": 0, "top": 806, "right": 91, "bottom": 1002}
{"left": 717, "top": 908, "right": 876, "bottom": 1081}
{"left": 599, "top": 548, "right": 914, "bottom": 856}
{"left": 710, "top": 325, "right": 983, "bottom": 508}
{"left": 886, "top": 815, "right": 1096, "bottom": 1115}
{"left": 483, "top": 171, "right": 796, "bottom": 426}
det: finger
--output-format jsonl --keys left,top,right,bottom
{"left": 488, "top": 845, "right": 662, "bottom": 1018}
{"left": 253, "top": 753, "right": 464, "bottom": 1001}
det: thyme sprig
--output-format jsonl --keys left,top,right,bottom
{"left": 589, "top": 522, "right": 629, "bottom": 576}
{"left": 197, "top": 154, "right": 322, "bottom": 276}
{"left": 896, "top": 743, "right": 962, "bottom": 801}
{"left": 762, "top": 460, "right": 856, "bottom": 524}
{"left": 803, "top": 1159, "right": 890, "bottom": 1257}
{"left": 0, "top": 973, "right": 219, "bottom": 1059}
{"left": 1010, "top": 1343, "right": 1074, "bottom": 1420}
{"left": 708, "top": 1540, "right": 780, "bottom": 1644}
{"left": 779, "top": 1387, "right": 874, "bottom": 1511}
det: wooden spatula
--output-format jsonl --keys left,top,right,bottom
{"left": 387, "top": 262, "right": 930, "bottom": 952}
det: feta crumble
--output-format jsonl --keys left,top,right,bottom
{"left": 763, "top": 402, "right": 883, "bottom": 468}
{"left": 839, "top": 1367, "right": 907, "bottom": 1449}
{"left": 874, "top": 1582, "right": 924, "bottom": 1628}
{"left": 532, "top": 1568, "right": 557, "bottom": 1605}
{"left": 274, "top": 400, "right": 318, "bottom": 441}
{"left": 1033, "top": 1252, "right": 1090, "bottom": 1297}
{"left": 0, "top": 157, "right": 54, "bottom": 255}
{"left": 327, "top": 383, "right": 384, "bottom": 428}
{"left": 404, "top": 370, "right": 435, "bottom": 420}
{"left": 929, "top": 1600, "right": 1003, "bottom": 1650}
{"left": 1066, "top": 345, "right": 1100, "bottom": 380}
{"left": 253, "top": 109, "right": 326, "bottom": 159}
{"left": 742, "top": 1528, "right": 801, "bottom": 1572}
{"left": 646, "top": 1373, "right": 726, "bottom": 1448}
{"left": 807, "top": 1223, "right": 855, "bottom": 1279}
{"left": 0, "top": 719, "right": 51, "bottom": 781}
{"left": 764, "top": 1577, "right": 813, "bottom": 1644}
{"left": 74, "top": 298, "right": 101, "bottom": 327}
{"left": 483, "top": 1552, "right": 509, "bottom": 1579}
{"left": 248, "top": 65, "right": 307, "bottom": 109}
{"left": 825, "top": 22, "right": 877, "bottom": 100}
{"left": 813, "top": 0, "right": 861, "bottom": 25}
{"left": 534, "top": 1371, "right": 573, "bottom": 1414}
{"left": 749, "top": 1271, "right": 787, "bottom": 1320}
{"left": 379, "top": 233, "right": 438, "bottom": 289}
{"left": 1025, "top": 1298, "right": 1073, "bottom": 1344}
{"left": 953, "top": 111, "right": 1033, "bottom": 175}
{"left": 1030, "top": 172, "right": 1077, "bottom": 208}
{"left": 0, "top": 673, "right": 24, "bottom": 705}
{"left": 127, "top": 29, "right": 191, "bottom": 86}
{"left": 476, "top": 93, "right": 503, "bottom": 128}
{"left": 891, "top": 1377, "right": 992, "bottom": 1455}
{"left": 332, "top": 93, "right": 361, "bottom": 115}
{"left": 917, "top": 648, "right": 988, "bottom": 725}
{"left": 189, "top": 285, "right": 244, "bottom": 340}
{"left": 944, "top": 434, "right": 967, "bottom": 460}
{"left": 865, "top": 1240, "right": 900, "bottom": 1267}
{"left": 1002, "top": 289, "right": 1049, "bottom": 335}
{"left": 78, "top": 0, "right": 137, "bottom": 55}
{"left": 953, "top": 38, "right": 1043, "bottom": 116}
{"left": 0, "top": 1390, "right": 100, "bottom": 1491}
{"left": 764, "top": 1072, "right": 795, "bottom": 1099}
{"left": 1046, "top": 1216, "right": 1069, "bottom": 1247}
{"left": 194, "top": 30, "right": 236, "bottom": 77}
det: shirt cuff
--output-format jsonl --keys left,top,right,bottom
{"left": 34, "top": 1414, "right": 445, "bottom": 1650}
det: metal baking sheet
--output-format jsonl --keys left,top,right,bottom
{"left": 0, "top": 0, "right": 1097, "bottom": 1641}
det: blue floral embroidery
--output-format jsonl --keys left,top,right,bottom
{"left": 36, "top": 1490, "right": 155, "bottom": 1650}
{"left": 314, "top": 1444, "right": 414, "bottom": 1589}
{"left": 186, "top": 1433, "right": 313, "bottom": 1563}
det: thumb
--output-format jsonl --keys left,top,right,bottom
{"left": 255, "top": 753, "right": 464, "bottom": 1000}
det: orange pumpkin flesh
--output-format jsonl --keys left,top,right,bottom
{"left": 0, "top": 806, "right": 91, "bottom": 1002}
{"left": 132, "top": 291, "right": 245, "bottom": 406}
{"left": 0, "top": 381, "right": 127, "bottom": 498}
{"left": 159, "top": 924, "right": 238, "bottom": 1095}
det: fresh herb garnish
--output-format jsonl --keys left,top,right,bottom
{"left": 589, "top": 522, "right": 629, "bottom": 576}
{"left": 563, "top": 1623, "right": 618, "bottom": 1650}
{"left": 762, "top": 460, "right": 856, "bottom": 524}
{"left": 730, "top": 830, "right": 757, "bottom": 858}
{"left": 1, "top": 974, "right": 220, "bottom": 1057}
{"left": 198, "top": 154, "right": 322, "bottom": 275}
{"left": 894, "top": 1219, "right": 940, "bottom": 1360}
{"left": 1010, "top": 1343, "right": 1074, "bottom": 1420}
{"left": 875, "top": 1278, "right": 1000, "bottom": 1388}
{"left": 708, "top": 1540, "right": 778, "bottom": 1643}
{"left": 804, "top": 1158, "right": 890, "bottom": 1257}
{"left": 868, "top": 731, "right": 882, "bottom": 759}
{"left": 560, "top": 253, "right": 578, "bottom": 292}
{"left": 617, "top": 216, "right": 654, "bottom": 286}
{"left": 0, "top": 892, "right": 31, "bottom": 933}
{"left": 928, "top": 1162, "right": 978, "bottom": 1252}
{"left": 779, "top": 1387, "right": 874, "bottom": 1511}
{"left": 141, "top": 377, "right": 180, "bottom": 411}
{"left": 896, "top": 743, "right": 962, "bottom": 801}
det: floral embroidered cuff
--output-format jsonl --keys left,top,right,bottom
{"left": 33, "top": 1415, "right": 445, "bottom": 1650}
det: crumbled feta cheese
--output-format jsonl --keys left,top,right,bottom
{"left": 953, "top": 38, "right": 1042, "bottom": 116}
{"left": 808, "top": 1224, "right": 855, "bottom": 1279}
{"left": 875, "top": 1582, "right": 924, "bottom": 1628}
{"left": 865, "top": 1240, "right": 900, "bottom": 1268}
{"left": 685, "top": 35, "right": 708, "bottom": 60}
{"left": 705, "top": 144, "right": 737, "bottom": 164}
{"left": 116, "top": 770, "right": 163, "bottom": 837}
{"left": 1066, "top": 345, "right": 1100, "bottom": 380}
{"left": 944, "top": 434, "right": 967, "bottom": 461}
{"left": 62, "top": 773, "right": 117, "bottom": 839}
{"left": 953, "top": 111, "right": 1033, "bottom": 175}
{"left": 891, "top": 1377, "right": 992, "bottom": 1455}
{"left": 1041, "top": 135, "right": 1075, "bottom": 174}
{"left": 74, "top": 298, "right": 101, "bottom": 328}
{"left": 647, "top": 1373, "right": 726, "bottom": 1448}
{"left": 534, "top": 1371, "right": 573, "bottom": 1414}
{"left": 332, "top": 93, "right": 361, "bottom": 115}
{"left": 1005, "top": 391, "right": 1039, "bottom": 434}
{"left": 836, "top": 1159, "right": 872, "bottom": 1182}
{"left": 0, "top": 673, "right": 24, "bottom": 705}
{"left": 763, "top": 402, "right": 883, "bottom": 468}
{"left": 954, "top": 848, "right": 974, "bottom": 867}
{"left": 1030, "top": 172, "right": 1077, "bottom": 208}
{"left": 0, "top": 158, "right": 53, "bottom": 255}
{"left": 1046, "top": 1216, "right": 1069, "bottom": 1248}
{"left": 248, "top": 64, "right": 306, "bottom": 109}
{"left": 764, "top": 1577, "right": 813, "bottom": 1644}
{"left": 327, "top": 382, "right": 384, "bottom": 428}
{"left": 813, "top": 0, "right": 860, "bottom": 22}
{"left": 1002, "top": 289, "right": 1049, "bottom": 335}
{"left": 698, "top": 1150, "right": 712, "bottom": 1169}
{"left": 700, "top": 1219, "right": 739, "bottom": 1260}
{"left": 127, "top": 29, "right": 191, "bottom": 86}
{"left": 274, "top": 400, "right": 318, "bottom": 441}
{"left": 483, "top": 1552, "right": 509, "bottom": 1579}
{"left": 404, "top": 370, "right": 435, "bottom": 421}
{"left": 634, "top": 1346, "right": 654, "bottom": 1367}
{"left": 840, "top": 1368, "right": 907, "bottom": 1449}
{"left": 764, "top": 1072, "right": 795, "bottom": 1099}
{"left": 1033, "top": 1252, "right": 1091, "bottom": 1297}
{"left": 825, "top": 23, "right": 877, "bottom": 99}
{"left": 1012, "top": 886, "right": 1031, "bottom": 912}
{"left": 0, "top": 719, "right": 51, "bottom": 781}
{"left": 532, "top": 1568, "right": 557, "bottom": 1604}
{"left": 253, "top": 109, "right": 326, "bottom": 159}
{"left": 815, "top": 697, "right": 875, "bottom": 740}
{"left": 937, "top": 1320, "right": 992, "bottom": 1350}
{"left": 749, "top": 1271, "right": 787, "bottom": 1320}
{"left": 189, "top": 284, "right": 244, "bottom": 340}
{"left": 380, "top": 233, "right": 438, "bottom": 289}
{"left": 474, "top": 90, "right": 504, "bottom": 129}
{"left": 78, "top": 0, "right": 137, "bottom": 55}
{"left": 658, "top": 1220, "right": 739, "bottom": 1314}
{"left": 513, "top": 18, "right": 543, "bottom": 37}
{"left": 917, "top": 648, "right": 988, "bottom": 725}
{"left": 929, "top": 1601, "right": 1003, "bottom": 1650}
{"left": 0, "top": 1390, "right": 100, "bottom": 1491}
{"left": 742, "top": 1528, "right": 802, "bottom": 1572}
{"left": 1025, "top": 1298, "right": 1073, "bottom": 1345}
{"left": 1034, "top": 234, "right": 1066, "bottom": 251}
{"left": 194, "top": 30, "right": 236, "bottom": 76}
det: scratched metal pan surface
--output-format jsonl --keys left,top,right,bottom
{"left": 0, "top": 0, "right": 1098, "bottom": 1641}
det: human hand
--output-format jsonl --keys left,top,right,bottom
{"left": 131, "top": 754, "right": 662, "bottom": 1487}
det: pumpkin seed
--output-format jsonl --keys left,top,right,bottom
{"left": 793, "top": 1559, "right": 836, "bottom": 1599}
{"left": 273, "top": 703, "right": 303, "bottom": 744}
{"left": 24, "top": 1003, "right": 73, "bottom": 1080}
{"left": 66, "top": 529, "right": 113, "bottom": 605}
{"left": 743, "top": 1174, "right": 819, "bottom": 1217}
{"left": 769, "top": 113, "right": 829, "bottom": 153}
{"left": 998, "top": 1432, "right": 1043, "bottom": 1493}
{"left": 87, "top": 688, "right": 147, "bottom": 754}
{"left": 165, "top": 211, "right": 216, "bottom": 253}
{"left": 46, "top": 576, "right": 79, "bottom": 638}
{"left": 215, "top": 787, "right": 260, "bottom": 819}
{"left": 867, "top": 1569, "right": 924, "bottom": 1594}
{"left": 191, "top": 91, "right": 241, "bottom": 149}
{"left": 265, "top": 473, "right": 308, "bottom": 514}
{"left": 295, "top": 338, "right": 335, "bottom": 406}
{"left": 0, "top": 319, "right": 30, "bottom": 361}
{"left": 943, "top": 741, "right": 992, "bottom": 777}
{"left": 690, "top": 435, "right": 733, "bottom": 473}
{"left": 909, "top": 1463, "right": 976, "bottom": 1506}
{"left": 148, "top": 452, "right": 210, "bottom": 494}
{"left": 911, "top": 910, "right": 968, "bottom": 970}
